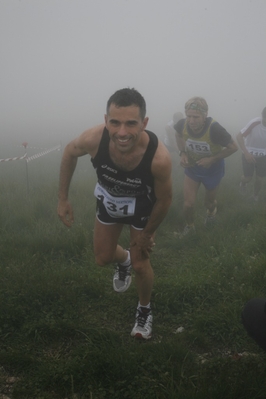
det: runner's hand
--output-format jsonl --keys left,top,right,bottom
{"left": 130, "top": 234, "right": 155, "bottom": 259}
{"left": 180, "top": 153, "right": 189, "bottom": 168}
{"left": 57, "top": 200, "right": 74, "bottom": 227}
{"left": 196, "top": 157, "right": 214, "bottom": 168}
{"left": 244, "top": 152, "right": 256, "bottom": 164}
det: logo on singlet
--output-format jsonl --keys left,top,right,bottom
{"left": 101, "top": 164, "right": 117, "bottom": 173}
{"left": 126, "top": 177, "right": 141, "bottom": 184}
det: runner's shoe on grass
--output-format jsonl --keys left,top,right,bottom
{"left": 131, "top": 307, "right": 153, "bottom": 339}
{"left": 113, "top": 262, "right": 132, "bottom": 293}
{"left": 179, "top": 224, "right": 196, "bottom": 238}
{"left": 205, "top": 207, "right": 217, "bottom": 227}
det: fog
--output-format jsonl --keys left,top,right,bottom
{"left": 1, "top": 0, "right": 265, "bottom": 154}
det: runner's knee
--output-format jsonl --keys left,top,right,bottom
{"left": 131, "top": 259, "right": 150, "bottom": 274}
{"left": 95, "top": 253, "right": 113, "bottom": 266}
{"left": 132, "top": 262, "right": 144, "bottom": 274}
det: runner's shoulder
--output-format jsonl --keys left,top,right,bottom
{"left": 152, "top": 139, "right": 172, "bottom": 176}
{"left": 77, "top": 124, "right": 105, "bottom": 156}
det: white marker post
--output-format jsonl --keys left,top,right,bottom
{"left": 22, "top": 142, "right": 29, "bottom": 194}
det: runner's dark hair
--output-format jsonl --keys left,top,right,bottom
{"left": 106, "top": 88, "right": 146, "bottom": 120}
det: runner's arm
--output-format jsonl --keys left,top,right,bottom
{"left": 197, "top": 139, "right": 238, "bottom": 168}
{"left": 236, "top": 131, "right": 255, "bottom": 163}
{"left": 141, "top": 142, "right": 172, "bottom": 241}
{"left": 57, "top": 125, "right": 104, "bottom": 226}
{"left": 131, "top": 144, "right": 172, "bottom": 258}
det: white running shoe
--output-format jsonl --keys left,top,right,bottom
{"left": 179, "top": 224, "right": 196, "bottom": 238}
{"left": 113, "top": 263, "right": 132, "bottom": 293}
{"left": 205, "top": 207, "right": 217, "bottom": 227}
{"left": 131, "top": 308, "right": 153, "bottom": 339}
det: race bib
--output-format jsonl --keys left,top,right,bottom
{"left": 186, "top": 139, "right": 211, "bottom": 155}
{"left": 246, "top": 146, "right": 266, "bottom": 157}
{"left": 94, "top": 183, "right": 136, "bottom": 218}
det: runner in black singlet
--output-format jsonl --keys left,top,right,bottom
{"left": 57, "top": 88, "right": 172, "bottom": 339}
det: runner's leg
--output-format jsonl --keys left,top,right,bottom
{"left": 93, "top": 218, "right": 127, "bottom": 266}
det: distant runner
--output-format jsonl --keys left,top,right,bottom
{"left": 237, "top": 107, "right": 266, "bottom": 202}
{"left": 164, "top": 112, "right": 184, "bottom": 153}
{"left": 174, "top": 96, "right": 237, "bottom": 236}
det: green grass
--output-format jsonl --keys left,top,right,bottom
{"left": 1, "top": 157, "right": 266, "bottom": 398}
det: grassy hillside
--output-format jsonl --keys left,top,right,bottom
{"left": 0, "top": 155, "right": 266, "bottom": 398}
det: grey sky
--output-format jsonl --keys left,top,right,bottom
{"left": 1, "top": 0, "right": 265, "bottom": 149}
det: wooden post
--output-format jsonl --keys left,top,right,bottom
{"left": 22, "top": 142, "right": 29, "bottom": 194}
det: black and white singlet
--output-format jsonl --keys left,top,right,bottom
{"left": 91, "top": 127, "right": 158, "bottom": 228}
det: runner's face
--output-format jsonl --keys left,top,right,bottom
{"left": 185, "top": 109, "right": 206, "bottom": 133}
{"left": 105, "top": 104, "right": 148, "bottom": 152}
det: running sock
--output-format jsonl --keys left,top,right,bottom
{"left": 138, "top": 302, "right": 151, "bottom": 313}
{"left": 120, "top": 250, "right": 131, "bottom": 267}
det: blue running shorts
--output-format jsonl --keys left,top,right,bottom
{"left": 184, "top": 159, "right": 225, "bottom": 190}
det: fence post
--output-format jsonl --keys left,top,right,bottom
{"left": 22, "top": 142, "right": 29, "bottom": 194}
